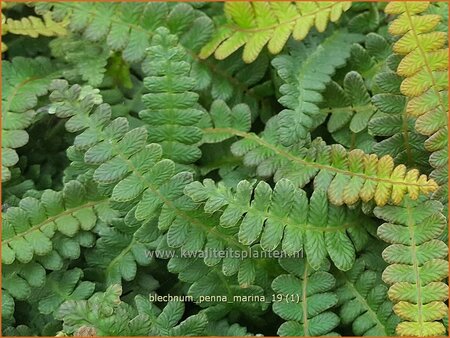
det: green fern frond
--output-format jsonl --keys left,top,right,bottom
{"left": 336, "top": 258, "right": 399, "bottom": 335}
{"left": 1, "top": 180, "right": 112, "bottom": 265}
{"left": 48, "top": 80, "right": 258, "bottom": 286}
{"left": 167, "top": 255, "right": 269, "bottom": 314}
{"left": 56, "top": 284, "right": 208, "bottom": 336}
{"left": 200, "top": 2, "right": 352, "bottom": 63}
{"left": 374, "top": 197, "right": 448, "bottom": 336}
{"left": 35, "top": 2, "right": 273, "bottom": 117}
{"left": 385, "top": 1, "right": 448, "bottom": 202}
{"left": 204, "top": 117, "right": 438, "bottom": 207}
{"left": 186, "top": 179, "right": 373, "bottom": 270}
{"left": 272, "top": 29, "right": 363, "bottom": 146}
{"left": 345, "top": 33, "right": 392, "bottom": 88}
{"left": 2, "top": 57, "right": 60, "bottom": 182}
{"left": 273, "top": 258, "right": 339, "bottom": 336}
{"left": 139, "top": 28, "right": 204, "bottom": 164}
{"left": 34, "top": 2, "right": 209, "bottom": 63}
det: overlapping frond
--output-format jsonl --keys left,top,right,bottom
{"left": 2, "top": 8, "right": 67, "bottom": 52}
{"left": 56, "top": 284, "right": 208, "bottom": 336}
{"left": 48, "top": 80, "right": 258, "bottom": 286}
{"left": 200, "top": 2, "right": 352, "bottom": 63}
{"left": 385, "top": 1, "right": 448, "bottom": 202}
{"left": 166, "top": 254, "right": 269, "bottom": 313}
{"left": 35, "top": 268, "right": 95, "bottom": 315}
{"left": 34, "top": 2, "right": 211, "bottom": 63}
{"left": 139, "top": 28, "right": 204, "bottom": 164}
{"left": 1, "top": 180, "right": 110, "bottom": 265}
{"left": 204, "top": 117, "right": 438, "bottom": 207}
{"left": 272, "top": 29, "right": 363, "bottom": 145}
{"left": 84, "top": 213, "right": 158, "bottom": 285}
{"left": 50, "top": 36, "right": 110, "bottom": 87}
{"left": 186, "top": 179, "right": 372, "bottom": 270}
{"left": 2, "top": 57, "right": 60, "bottom": 182}
{"left": 375, "top": 198, "right": 448, "bottom": 336}
{"left": 35, "top": 2, "right": 274, "bottom": 117}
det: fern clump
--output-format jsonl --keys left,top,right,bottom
{"left": 2, "top": 2, "right": 447, "bottom": 337}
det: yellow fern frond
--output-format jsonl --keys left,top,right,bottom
{"left": 200, "top": 2, "right": 352, "bottom": 63}
{"left": 386, "top": 1, "right": 448, "bottom": 132}
{"left": 386, "top": 1, "right": 448, "bottom": 201}
{"left": 4, "top": 12, "right": 67, "bottom": 38}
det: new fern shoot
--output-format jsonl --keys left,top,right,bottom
{"left": 1, "top": 1, "right": 448, "bottom": 337}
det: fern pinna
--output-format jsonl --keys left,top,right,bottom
{"left": 2, "top": 2, "right": 448, "bottom": 337}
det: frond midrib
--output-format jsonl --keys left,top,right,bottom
{"left": 203, "top": 127, "right": 437, "bottom": 189}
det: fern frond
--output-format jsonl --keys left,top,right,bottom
{"left": 139, "top": 27, "right": 204, "bottom": 164}
{"left": 34, "top": 2, "right": 212, "bottom": 63}
{"left": 374, "top": 197, "right": 448, "bottom": 336}
{"left": 186, "top": 179, "right": 373, "bottom": 270}
{"left": 48, "top": 80, "right": 258, "bottom": 286}
{"left": 3, "top": 13, "right": 67, "bottom": 38}
{"left": 1, "top": 180, "right": 112, "bottom": 265}
{"left": 200, "top": 2, "right": 352, "bottom": 63}
{"left": 2, "top": 57, "right": 60, "bottom": 182}
{"left": 204, "top": 117, "right": 438, "bottom": 206}
{"left": 1, "top": 6, "right": 67, "bottom": 52}
{"left": 194, "top": 52, "right": 273, "bottom": 119}
{"left": 56, "top": 284, "right": 208, "bottom": 336}
{"left": 385, "top": 1, "right": 448, "bottom": 201}
{"left": 35, "top": 2, "right": 273, "bottom": 117}
{"left": 272, "top": 29, "right": 363, "bottom": 145}
{"left": 336, "top": 258, "right": 399, "bottom": 335}
{"left": 345, "top": 33, "right": 391, "bottom": 88}
{"left": 273, "top": 258, "right": 339, "bottom": 336}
